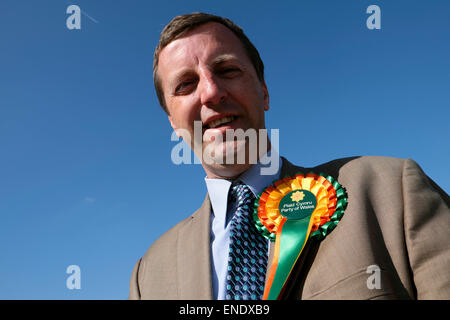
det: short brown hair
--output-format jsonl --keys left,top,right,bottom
{"left": 153, "top": 12, "right": 265, "bottom": 114}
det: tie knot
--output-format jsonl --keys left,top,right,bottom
{"left": 229, "top": 182, "right": 255, "bottom": 208}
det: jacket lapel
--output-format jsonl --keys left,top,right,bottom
{"left": 177, "top": 194, "right": 213, "bottom": 299}
{"left": 280, "top": 156, "right": 304, "bottom": 178}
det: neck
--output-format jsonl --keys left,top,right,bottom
{"left": 203, "top": 139, "right": 272, "bottom": 180}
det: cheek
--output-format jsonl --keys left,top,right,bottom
{"left": 171, "top": 104, "right": 201, "bottom": 144}
{"left": 169, "top": 100, "right": 199, "bottom": 130}
{"left": 234, "top": 85, "right": 266, "bottom": 122}
{"left": 233, "top": 75, "right": 265, "bottom": 102}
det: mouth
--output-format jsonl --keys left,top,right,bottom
{"left": 203, "top": 115, "right": 237, "bottom": 130}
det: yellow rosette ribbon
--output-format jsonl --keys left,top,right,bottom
{"left": 253, "top": 172, "right": 348, "bottom": 300}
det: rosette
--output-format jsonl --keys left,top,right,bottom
{"left": 253, "top": 172, "right": 348, "bottom": 300}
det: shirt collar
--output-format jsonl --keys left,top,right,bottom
{"left": 204, "top": 149, "right": 282, "bottom": 222}
{"left": 237, "top": 149, "right": 282, "bottom": 198}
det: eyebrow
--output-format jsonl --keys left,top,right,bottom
{"left": 211, "top": 54, "right": 239, "bottom": 67}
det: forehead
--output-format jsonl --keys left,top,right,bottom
{"left": 158, "top": 22, "right": 250, "bottom": 81}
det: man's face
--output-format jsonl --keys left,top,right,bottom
{"left": 158, "top": 22, "right": 269, "bottom": 178}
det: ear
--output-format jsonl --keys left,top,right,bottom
{"left": 168, "top": 116, "right": 181, "bottom": 137}
{"left": 262, "top": 80, "right": 270, "bottom": 111}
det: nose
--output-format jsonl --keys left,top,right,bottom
{"left": 198, "top": 70, "right": 227, "bottom": 107}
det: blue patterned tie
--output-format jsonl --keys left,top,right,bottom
{"left": 225, "top": 182, "right": 268, "bottom": 300}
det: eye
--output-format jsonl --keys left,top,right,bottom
{"left": 220, "top": 67, "right": 240, "bottom": 75}
{"left": 175, "top": 80, "right": 196, "bottom": 94}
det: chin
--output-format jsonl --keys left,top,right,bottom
{"left": 203, "top": 140, "right": 256, "bottom": 166}
{"left": 203, "top": 162, "right": 252, "bottom": 180}
{"left": 202, "top": 140, "right": 254, "bottom": 179}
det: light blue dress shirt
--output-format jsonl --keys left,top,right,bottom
{"left": 205, "top": 151, "right": 283, "bottom": 299}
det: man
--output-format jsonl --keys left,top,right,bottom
{"left": 129, "top": 12, "right": 449, "bottom": 300}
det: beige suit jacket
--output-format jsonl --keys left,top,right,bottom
{"left": 129, "top": 156, "right": 450, "bottom": 300}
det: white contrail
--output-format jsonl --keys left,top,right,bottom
{"left": 81, "top": 10, "right": 99, "bottom": 24}
{"left": 65, "top": 1, "right": 99, "bottom": 24}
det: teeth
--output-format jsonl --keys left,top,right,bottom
{"left": 207, "top": 116, "right": 235, "bottom": 128}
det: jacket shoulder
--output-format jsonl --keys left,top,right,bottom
{"left": 313, "top": 156, "right": 406, "bottom": 175}
{"left": 288, "top": 156, "right": 413, "bottom": 185}
{"left": 141, "top": 214, "right": 192, "bottom": 262}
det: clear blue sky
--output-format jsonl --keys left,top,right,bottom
{"left": 0, "top": 0, "right": 448, "bottom": 299}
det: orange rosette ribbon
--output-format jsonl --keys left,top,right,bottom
{"left": 253, "top": 172, "right": 348, "bottom": 299}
